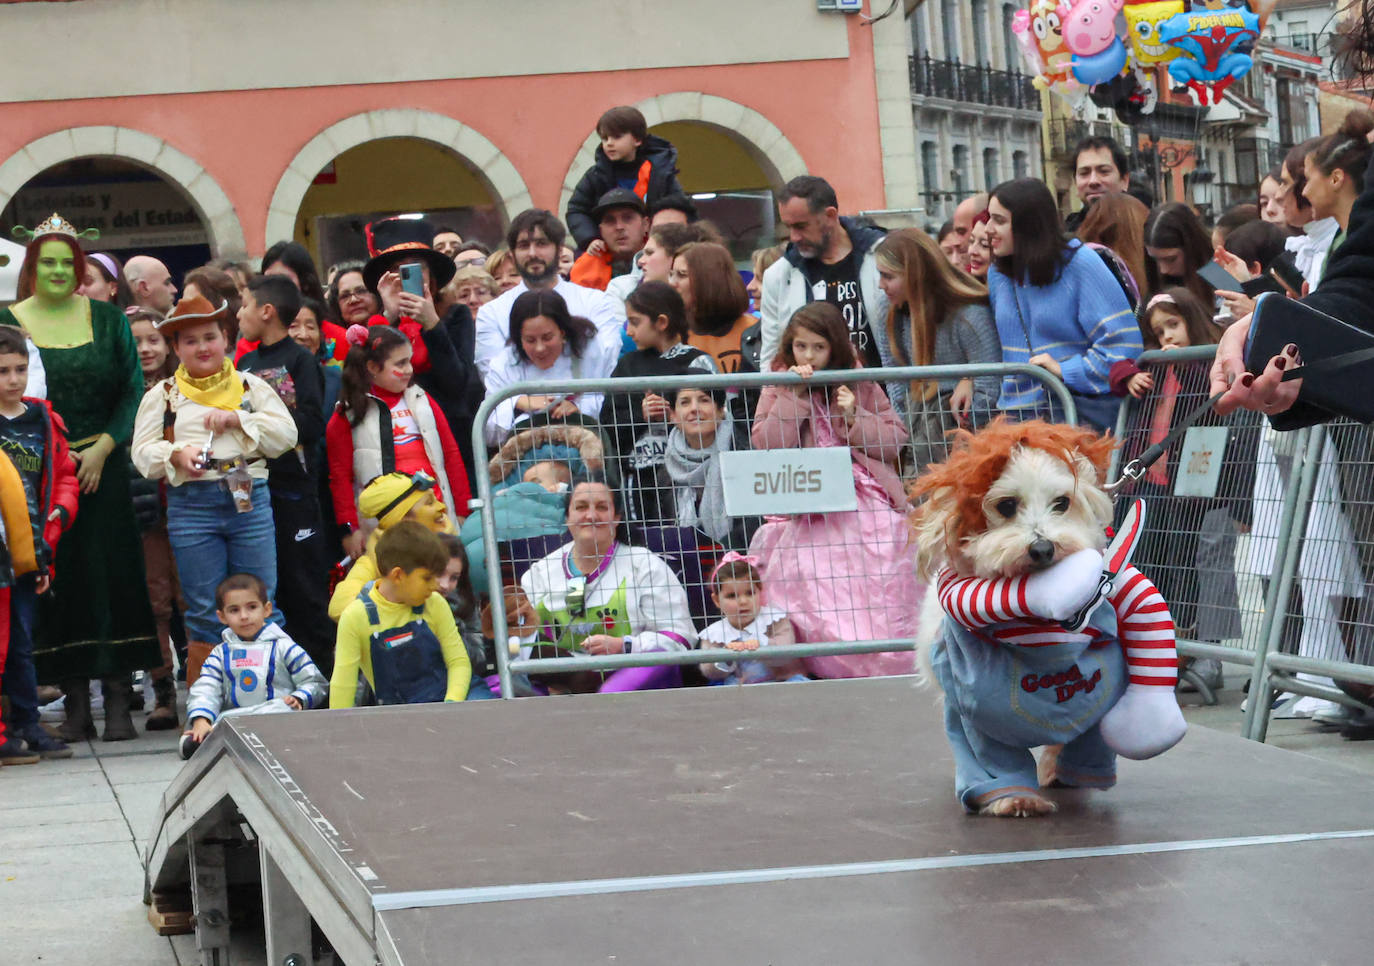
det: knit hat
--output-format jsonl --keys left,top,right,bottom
{"left": 358, "top": 472, "right": 436, "bottom": 528}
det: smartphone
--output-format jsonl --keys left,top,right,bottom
{"left": 400, "top": 262, "right": 424, "bottom": 297}
{"left": 1196, "top": 259, "right": 1243, "bottom": 292}
{"left": 1269, "top": 252, "right": 1305, "bottom": 298}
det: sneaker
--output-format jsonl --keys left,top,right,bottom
{"left": 1178, "top": 659, "right": 1224, "bottom": 693}
{"left": 178, "top": 733, "right": 199, "bottom": 761}
{"left": 1270, "top": 694, "right": 1310, "bottom": 719}
{"left": 20, "top": 727, "right": 72, "bottom": 760}
{"left": 38, "top": 693, "right": 68, "bottom": 723}
{"left": 0, "top": 736, "right": 40, "bottom": 765}
{"left": 1312, "top": 704, "right": 1362, "bottom": 729}
{"left": 1290, "top": 696, "right": 1341, "bottom": 719}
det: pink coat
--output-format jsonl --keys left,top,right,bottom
{"left": 751, "top": 380, "right": 910, "bottom": 509}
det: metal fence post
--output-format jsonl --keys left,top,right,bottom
{"left": 1242, "top": 426, "right": 1321, "bottom": 742}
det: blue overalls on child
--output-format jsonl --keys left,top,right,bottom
{"left": 357, "top": 582, "right": 447, "bottom": 705}
{"left": 931, "top": 604, "right": 1127, "bottom": 812}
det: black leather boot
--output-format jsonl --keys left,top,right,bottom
{"left": 101, "top": 677, "right": 137, "bottom": 742}
{"left": 145, "top": 676, "right": 179, "bottom": 731}
{"left": 55, "top": 678, "right": 96, "bottom": 742}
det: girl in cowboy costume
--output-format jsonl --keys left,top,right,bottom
{"left": 131, "top": 295, "right": 298, "bottom": 686}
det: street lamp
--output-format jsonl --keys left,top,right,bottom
{"left": 1186, "top": 160, "right": 1215, "bottom": 215}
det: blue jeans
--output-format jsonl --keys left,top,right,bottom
{"left": 167, "top": 480, "right": 282, "bottom": 644}
{"left": 2, "top": 578, "right": 40, "bottom": 731}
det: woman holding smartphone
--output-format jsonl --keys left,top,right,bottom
{"left": 361, "top": 216, "right": 478, "bottom": 480}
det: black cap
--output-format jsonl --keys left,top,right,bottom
{"left": 591, "top": 188, "right": 647, "bottom": 222}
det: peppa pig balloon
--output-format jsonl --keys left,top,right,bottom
{"left": 1064, "top": 0, "right": 1129, "bottom": 87}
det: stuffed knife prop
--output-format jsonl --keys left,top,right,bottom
{"left": 1065, "top": 499, "right": 1145, "bottom": 633}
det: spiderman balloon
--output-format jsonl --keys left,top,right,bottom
{"left": 1157, "top": 1, "right": 1260, "bottom": 105}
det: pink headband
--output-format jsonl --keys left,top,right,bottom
{"left": 89, "top": 252, "right": 118, "bottom": 280}
{"left": 710, "top": 551, "right": 760, "bottom": 584}
{"left": 1145, "top": 293, "right": 1176, "bottom": 312}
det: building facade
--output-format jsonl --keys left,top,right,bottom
{"left": 0, "top": 0, "right": 919, "bottom": 276}
{"left": 905, "top": 0, "right": 1044, "bottom": 228}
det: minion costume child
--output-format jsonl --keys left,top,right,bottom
{"left": 327, "top": 471, "right": 452, "bottom": 620}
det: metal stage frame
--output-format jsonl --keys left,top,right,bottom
{"left": 144, "top": 678, "right": 1374, "bottom": 964}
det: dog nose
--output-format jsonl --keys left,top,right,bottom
{"left": 1028, "top": 539, "right": 1055, "bottom": 566}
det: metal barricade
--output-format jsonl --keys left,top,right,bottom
{"left": 1109, "top": 346, "right": 1374, "bottom": 740}
{"left": 470, "top": 363, "right": 1076, "bottom": 699}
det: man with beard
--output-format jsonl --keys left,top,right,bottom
{"left": 758, "top": 176, "right": 888, "bottom": 369}
{"left": 474, "top": 209, "right": 626, "bottom": 377}
{"left": 569, "top": 188, "right": 650, "bottom": 292}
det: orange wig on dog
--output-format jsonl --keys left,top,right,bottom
{"left": 909, "top": 417, "right": 1117, "bottom": 554}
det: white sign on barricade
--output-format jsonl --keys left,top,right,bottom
{"left": 1173, "top": 426, "right": 1229, "bottom": 499}
{"left": 719, "top": 447, "right": 858, "bottom": 516}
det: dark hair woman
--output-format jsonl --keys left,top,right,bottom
{"left": 986, "top": 177, "right": 1140, "bottom": 432}
{"left": 262, "top": 240, "right": 326, "bottom": 302}
{"left": 482, "top": 289, "right": 621, "bottom": 446}
{"left": 607, "top": 281, "right": 719, "bottom": 525}
{"left": 670, "top": 241, "right": 755, "bottom": 375}
{"left": 1144, "top": 202, "right": 1215, "bottom": 305}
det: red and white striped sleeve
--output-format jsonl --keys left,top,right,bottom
{"left": 936, "top": 569, "right": 1036, "bottom": 630}
{"left": 1109, "top": 565, "right": 1178, "bottom": 687}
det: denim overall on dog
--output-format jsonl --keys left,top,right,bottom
{"left": 931, "top": 604, "right": 1127, "bottom": 811}
{"left": 357, "top": 582, "right": 447, "bottom": 705}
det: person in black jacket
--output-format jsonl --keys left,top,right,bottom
{"left": 1210, "top": 147, "right": 1374, "bottom": 733}
{"left": 565, "top": 106, "right": 684, "bottom": 252}
{"left": 235, "top": 275, "right": 334, "bottom": 674}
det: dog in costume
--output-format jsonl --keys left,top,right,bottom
{"left": 910, "top": 418, "right": 1186, "bottom": 817}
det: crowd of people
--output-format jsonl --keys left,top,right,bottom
{"left": 3, "top": 101, "right": 1374, "bottom": 766}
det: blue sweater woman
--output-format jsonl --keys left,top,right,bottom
{"left": 988, "top": 240, "right": 1140, "bottom": 432}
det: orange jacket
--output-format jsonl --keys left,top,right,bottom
{"left": 570, "top": 251, "right": 615, "bottom": 292}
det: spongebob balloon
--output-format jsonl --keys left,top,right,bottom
{"left": 1123, "top": 0, "right": 1183, "bottom": 113}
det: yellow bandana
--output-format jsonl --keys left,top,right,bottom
{"left": 175, "top": 360, "right": 244, "bottom": 411}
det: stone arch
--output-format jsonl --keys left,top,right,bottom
{"left": 558, "top": 93, "right": 808, "bottom": 217}
{"left": 265, "top": 110, "right": 532, "bottom": 246}
{"left": 0, "top": 126, "right": 246, "bottom": 256}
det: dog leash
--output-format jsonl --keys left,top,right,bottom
{"left": 1104, "top": 344, "right": 1374, "bottom": 496}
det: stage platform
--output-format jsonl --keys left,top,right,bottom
{"left": 145, "top": 678, "right": 1374, "bottom": 965}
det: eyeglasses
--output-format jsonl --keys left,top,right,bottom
{"left": 455, "top": 257, "right": 487, "bottom": 268}
{"left": 338, "top": 287, "right": 371, "bottom": 302}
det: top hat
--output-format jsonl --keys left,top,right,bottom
{"left": 156, "top": 295, "right": 229, "bottom": 336}
{"left": 362, "top": 216, "right": 456, "bottom": 293}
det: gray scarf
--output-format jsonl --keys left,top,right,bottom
{"left": 663, "top": 417, "right": 733, "bottom": 542}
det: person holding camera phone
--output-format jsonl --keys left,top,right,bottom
{"left": 360, "top": 216, "right": 481, "bottom": 491}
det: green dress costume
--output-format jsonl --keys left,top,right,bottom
{"left": 1, "top": 298, "right": 160, "bottom": 680}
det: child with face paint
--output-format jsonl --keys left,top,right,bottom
{"left": 1, "top": 215, "right": 160, "bottom": 743}
{"left": 325, "top": 324, "right": 470, "bottom": 564}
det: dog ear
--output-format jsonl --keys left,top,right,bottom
{"left": 910, "top": 486, "right": 960, "bottom": 579}
{"left": 1072, "top": 453, "right": 1114, "bottom": 530}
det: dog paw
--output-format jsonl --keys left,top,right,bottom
{"left": 1037, "top": 744, "right": 1066, "bottom": 788}
{"left": 980, "top": 794, "right": 1058, "bottom": 817}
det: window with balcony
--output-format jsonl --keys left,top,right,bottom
{"left": 1002, "top": 4, "right": 1020, "bottom": 73}
{"left": 942, "top": 0, "right": 962, "bottom": 61}
{"left": 953, "top": 145, "right": 970, "bottom": 198}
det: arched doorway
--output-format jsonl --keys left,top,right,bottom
{"left": 0, "top": 156, "right": 215, "bottom": 295}
{"left": 559, "top": 94, "right": 808, "bottom": 260}
{"left": 266, "top": 110, "right": 532, "bottom": 270}
{"left": 290, "top": 136, "right": 506, "bottom": 271}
